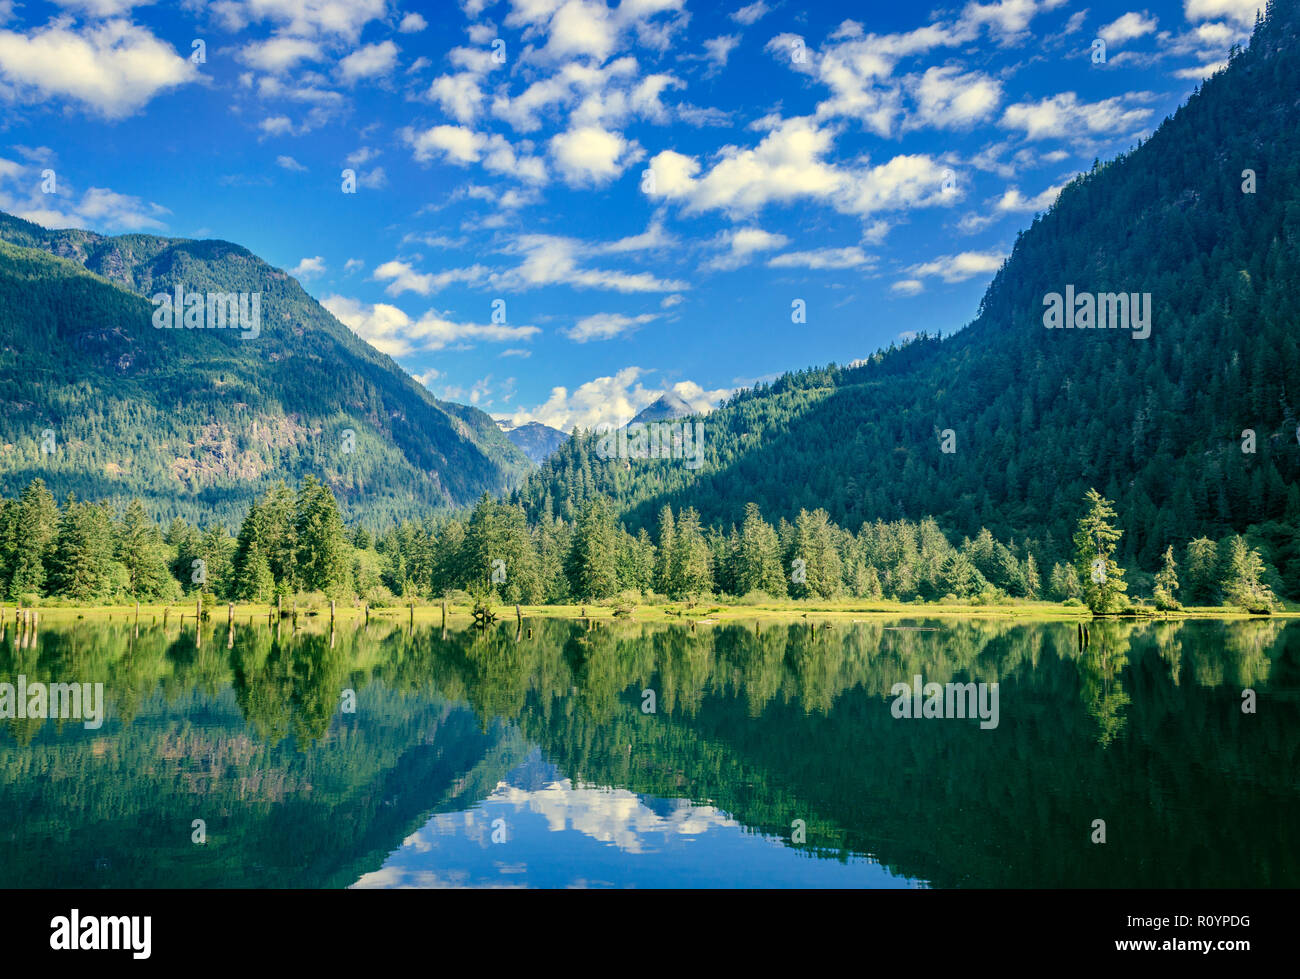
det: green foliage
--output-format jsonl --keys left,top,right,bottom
{"left": 512, "top": 11, "right": 1300, "bottom": 599}
{"left": 1074, "top": 490, "right": 1129, "bottom": 614}
{"left": 0, "top": 220, "right": 530, "bottom": 529}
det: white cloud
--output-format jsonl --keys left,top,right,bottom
{"left": 999, "top": 91, "right": 1154, "bottom": 141}
{"left": 1172, "top": 60, "right": 1228, "bottom": 79}
{"left": 373, "top": 259, "right": 491, "bottom": 296}
{"left": 503, "top": 232, "right": 688, "bottom": 292}
{"left": 706, "top": 226, "right": 789, "bottom": 270}
{"left": 290, "top": 255, "right": 326, "bottom": 278}
{"left": 0, "top": 161, "right": 170, "bottom": 230}
{"left": 403, "top": 124, "right": 548, "bottom": 183}
{"left": 994, "top": 181, "right": 1064, "bottom": 212}
{"left": 1183, "top": 0, "right": 1264, "bottom": 27}
{"left": 908, "top": 249, "right": 1005, "bottom": 282}
{"left": 564, "top": 311, "right": 657, "bottom": 342}
{"left": 730, "top": 1, "right": 769, "bottom": 26}
{"left": 905, "top": 66, "right": 1003, "bottom": 130}
{"left": 47, "top": 0, "right": 155, "bottom": 14}
{"left": 276, "top": 154, "right": 308, "bottom": 171}
{"left": 504, "top": 365, "right": 726, "bottom": 432}
{"left": 259, "top": 115, "right": 295, "bottom": 136}
{"left": 549, "top": 124, "right": 642, "bottom": 186}
{"left": 645, "top": 117, "right": 958, "bottom": 218}
{"left": 768, "top": 246, "right": 873, "bottom": 270}
{"left": 399, "top": 12, "right": 428, "bottom": 32}
{"left": 338, "top": 40, "right": 398, "bottom": 83}
{"left": 213, "top": 0, "right": 389, "bottom": 42}
{"left": 323, "top": 294, "right": 540, "bottom": 356}
{"left": 0, "top": 19, "right": 197, "bottom": 119}
{"left": 703, "top": 34, "right": 740, "bottom": 71}
{"left": 1098, "top": 11, "right": 1158, "bottom": 45}
{"left": 238, "top": 37, "right": 322, "bottom": 73}
{"left": 891, "top": 279, "right": 924, "bottom": 296}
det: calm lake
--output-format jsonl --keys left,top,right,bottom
{"left": 1, "top": 614, "right": 1296, "bottom": 888}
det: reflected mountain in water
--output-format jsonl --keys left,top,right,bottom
{"left": 1, "top": 615, "right": 1296, "bottom": 887}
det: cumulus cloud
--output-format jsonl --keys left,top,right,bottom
{"left": 706, "top": 226, "right": 789, "bottom": 270}
{"left": 549, "top": 123, "right": 642, "bottom": 186}
{"left": 403, "top": 124, "right": 548, "bottom": 183}
{"left": 730, "top": 1, "right": 769, "bottom": 26}
{"left": 1098, "top": 11, "right": 1159, "bottom": 46}
{"left": 0, "top": 159, "right": 170, "bottom": 230}
{"left": 290, "top": 255, "right": 326, "bottom": 278}
{"left": 322, "top": 294, "right": 540, "bottom": 356}
{"left": 504, "top": 366, "right": 729, "bottom": 432}
{"left": 768, "top": 246, "right": 874, "bottom": 270}
{"left": 338, "top": 40, "right": 398, "bottom": 83}
{"left": 372, "top": 259, "right": 492, "bottom": 296}
{"left": 0, "top": 19, "right": 198, "bottom": 119}
{"left": 564, "top": 311, "right": 657, "bottom": 342}
{"left": 212, "top": 0, "right": 390, "bottom": 42}
{"left": 999, "top": 91, "right": 1154, "bottom": 141}
{"left": 908, "top": 249, "right": 1006, "bottom": 282}
{"left": 644, "top": 117, "right": 959, "bottom": 219}
{"left": 904, "top": 66, "right": 1003, "bottom": 130}
{"left": 238, "top": 36, "right": 322, "bottom": 73}
{"left": 1183, "top": 0, "right": 1264, "bottom": 27}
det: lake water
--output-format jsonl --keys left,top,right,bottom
{"left": 1, "top": 614, "right": 1296, "bottom": 888}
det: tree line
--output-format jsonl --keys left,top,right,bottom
{"left": 0, "top": 477, "right": 1280, "bottom": 612}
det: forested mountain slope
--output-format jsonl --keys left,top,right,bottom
{"left": 0, "top": 215, "right": 530, "bottom": 526}
{"left": 517, "top": 2, "right": 1300, "bottom": 578}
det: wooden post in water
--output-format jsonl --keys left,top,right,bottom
{"left": 330, "top": 600, "right": 336, "bottom": 626}
{"left": 516, "top": 604, "right": 522, "bottom": 626}
{"left": 364, "top": 603, "right": 370, "bottom": 625}
{"left": 196, "top": 594, "right": 202, "bottom": 624}
{"left": 441, "top": 600, "right": 447, "bottom": 628}
{"left": 277, "top": 594, "right": 283, "bottom": 619}
{"left": 228, "top": 603, "right": 234, "bottom": 628}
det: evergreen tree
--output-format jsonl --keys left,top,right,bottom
{"left": 1222, "top": 535, "right": 1277, "bottom": 611}
{"left": 735, "top": 502, "right": 786, "bottom": 597}
{"left": 294, "top": 476, "right": 351, "bottom": 596}
{"left": 1184, "top": 538, "right": 1220, "bottom": 604}
{"left": 1153, "top": 545, "right": 1181, "bottom": 610}
{"left": 1073, "top": 489, "right": 1128, "bottom": 613}
{"left": 568, "top": 496, "right": 619, "bottom": 600}
{"left": 116, "top": 499, "right": 169, "bottom": 599}
{"left": 7, "top": 478, "right": 59, "bottom": 599}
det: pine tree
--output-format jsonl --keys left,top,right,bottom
{"left": 294, "top": 476, "right": 351, "bottom": 597}
{"left": 116, "top": 499, "right": 169, "bottom": 599}
{"left": 568, "top": 496, "right": 618, "bottom": 600}
{"left": 735, "top": 502, "right": 786, "bottom": 597}
{"left": 1073, "top": 489, "right": 1128, "bottom": 613}
{"left": 1222, "top": 535, "right": 1276, "bottom": 611}
{"left": 1153, "top": 545, "right": 1181, "bottom": 610}
{"left": 670, "top": 507, "right": 713, "bottom": 599}
{"left": 7, "top": 478, "right": 59, "bottom": 599}
{"left": 1184, "top": 538, "right": 1220, "bottom": 604}
{"left": 654, "top": 505, "right": 676, "bottom": 595}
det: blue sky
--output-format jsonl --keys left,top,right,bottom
{"left": 0, "top": 0, "right": 1264, "bottom": 431}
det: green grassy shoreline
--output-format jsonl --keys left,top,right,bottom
{"left": 4, "top": 599, "right": 1291, "bottom": 624}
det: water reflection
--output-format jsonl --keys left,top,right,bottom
{"left": 0, "top": 615, "right": 1296, "bottom": 887}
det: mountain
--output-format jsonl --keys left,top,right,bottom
{"left": 0, "top": 212, "right": 531, "bottom": 526}
{"left": 502, "top": 421, "right": 569, "bottom": 465}
{"left": 516, "top": 2, "right": 1300, "bottom": 585}
{"left": 629, "top": 391, "right": 698, "bottom": 425}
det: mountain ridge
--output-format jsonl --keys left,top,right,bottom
{"left": 0, "top": 211, "right": 530, "bottom": 526}
{"left": 515, "top": 1, "right": 1300, "bottom": 584}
